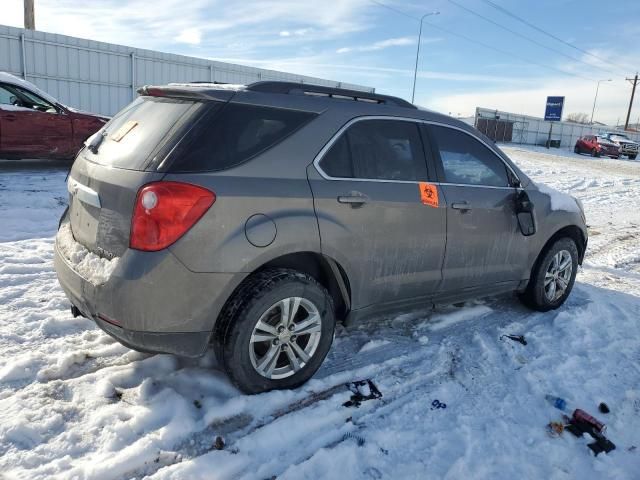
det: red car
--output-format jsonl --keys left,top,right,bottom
{"left": 0, "top": 72, "right": 108, "bottom": 160}
{"left": 574, "top": 134, "right": 620, "bottom": 158}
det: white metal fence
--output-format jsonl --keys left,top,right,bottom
{"left": 0, "top": 24, "right": 373, "bottom": 117}
{"left": 475, "top": 107, "right": 640, "bottom": 147}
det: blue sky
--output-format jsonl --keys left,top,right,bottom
{"left": 5, "top": 0, "right": 640, "bottom": 124}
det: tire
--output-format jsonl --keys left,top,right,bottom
{"left": 591, "top": 148, "right": 599, "bottom": 157}
{"left": 520, "top": 237, "right": 579, "bottom": 312}
{"left": 629, "top": 155, "right": 637, "bottom": 160}
{"left": 215, "top": 268, "right": 335, "bottom": 394}
{"left": 574, "top": 145, "right": 579, "bottom": 154}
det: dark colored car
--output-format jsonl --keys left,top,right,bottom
{"left": 574, "top": 134, "right": 619, "bottom": 158}
{"left": 54, "top": 81, "right": 588, "bottom": 393}
{"left": 0, "top": 72, "right": 108, "bottom": 160}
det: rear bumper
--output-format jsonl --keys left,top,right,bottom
{"left": 54, "top": 226, "right": 245, "bottom": 357}
{"left": 93, "top": 315, "right": 209, "bottom": 357}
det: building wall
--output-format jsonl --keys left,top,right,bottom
{"left": 475, "top": 107, "right": 640, "bottom": 147}
{"left": 0, "top": 24, "right": 373, "bottom": 117}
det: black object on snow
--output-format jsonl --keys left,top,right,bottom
{"left": 500, "top": 334, "right": 527, "bottom": 346}
{"left": 342, "top": 432, "right": 366, "bottom": 446}
{"left": 214, "top": 436, "right": 225, "bottom": 450}
{"left": 343, "top": 379, "right": 383, "bottom": 408}
{"left": 599, "top": 402, "right": 610, "bottom": 414}
{"left": 566, "top": 420, "right": 616, "bottom": 455}
{"left": 431, "top": 399, "right": 447, "bottom": 410}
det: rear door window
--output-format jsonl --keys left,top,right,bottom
{"left": 319, "top": 119, "right": 428, "bottom": 181}
{"left": 429, "top": 125, "right": 509, "bottom": 187}
{"left": 168, "top": 103, "right": 316, "bottom": 172}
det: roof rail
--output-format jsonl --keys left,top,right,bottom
{"left": 246, "top": 81, "right": 416, "bottom": 109}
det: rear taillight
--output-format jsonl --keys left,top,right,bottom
{"left": 130, "top": 181, "right": 215, "bottom": 251}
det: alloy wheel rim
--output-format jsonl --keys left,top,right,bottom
{"left": 544, "top": 250, "right": 573, "bottom": 302}
{"left": 249, "top": 297, "right": 322, "bottom": 380}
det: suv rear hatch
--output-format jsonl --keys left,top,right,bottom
{"left": 66, "top": 91, "right": 229, "bottom": 258}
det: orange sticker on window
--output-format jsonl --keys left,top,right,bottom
{"left": 419, "top": 182, "right": 439, "bottom": 208}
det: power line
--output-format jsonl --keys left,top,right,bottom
{"left": 447, "top": 0, "right": 615, "bottom": 76}
{"left": 368, "top": 0, "right": 417, "bottom": 20}
{"left": 367, "top": 0, "right": 598, "bottom": 83}
{"left": 481, "top": 0, "right": 630, "bottom": 73}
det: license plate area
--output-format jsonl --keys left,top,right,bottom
{"left": 69, "top": 190, "right": 100, "bottom": 248}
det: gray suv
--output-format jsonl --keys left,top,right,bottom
{"left": 54, "top": 82, "right": 588, "bottom": 393}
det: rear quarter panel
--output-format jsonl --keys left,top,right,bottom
{"left": 163, "top": 107, "right": 337, "bottom": 274}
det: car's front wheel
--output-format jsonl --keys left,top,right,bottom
{"left": 629, "top": 154, "right": 637, "bottom": 160}
{"left": 574, "top": 145, "right": 580, "bottom": 154}
{"left": 216, "top": 269, "right": 335, "bottom": 394}
{"left": 520, "top": 237, "right": 579, "bottom": 312}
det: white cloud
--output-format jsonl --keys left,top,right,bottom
{"left": 176, "top": 28, "right": 202, "bottom": 45}
{"left": 279, "top": 28, "right": 311, "bottom": 38}
{"left": 337, "top": 36, "right": 415, "bottom": 54}
{"left": 425, "top": 78, "right": 633, "bottom": 125}
{"left": 1, "top": 0, "right": 369, "bottom": 52}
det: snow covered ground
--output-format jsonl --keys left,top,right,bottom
{"left": 0, "top": 147, "right": 639, "bottom": 479}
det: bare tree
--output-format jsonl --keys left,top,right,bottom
{"left": 566, "top": 112, "right": 590, "bottom": 124}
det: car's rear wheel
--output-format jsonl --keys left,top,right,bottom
{"left": 216, "top": 268, "right": 335, "bottom": 394}
{"left": 629, "top": 154, "right": 637, "bottom": 160}
{"left": 520, "top": 237, "right": 579, "bottom": 312}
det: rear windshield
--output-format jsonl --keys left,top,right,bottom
{"left": 167, "top": 102, "right": 317, "bottom": 172}
{"left": 82, "top": 97, "right": 204, "bottom": 170}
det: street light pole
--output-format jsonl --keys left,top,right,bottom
{"left": 590, "top": 79, "right": 611, "bottom": 124}
{"left": 411, "top": 11, "right": 439, "bottom": 104}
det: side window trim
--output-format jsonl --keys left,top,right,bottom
{"left": 314, "top": 115, "right": 520, "bottom": 187}
{"left": 419, "top": 124, "right": 439, "bottom": 182}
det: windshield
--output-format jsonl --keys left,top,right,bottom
{"left": 610, "top": 133, "right": 630, "bottom": 140}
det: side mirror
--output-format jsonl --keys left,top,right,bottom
{"left": 516, "top": 190, "right": 536, "bottom": 236}
{"left": 507, "top": 169, "right": 521, "bottom": 188}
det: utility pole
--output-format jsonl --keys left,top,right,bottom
{"left": 24, "top": 0, "right": 35, "bottom": 30}
{"left": 625, "top": 74, "right": 638, "bottom": 131}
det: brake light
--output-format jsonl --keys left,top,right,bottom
{"left": 130, "top": 181, "right": 215, "bottom": 251}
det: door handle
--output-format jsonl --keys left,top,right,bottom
{"left": 337, "top": 193, "right": 368, "bottom": 207}
{"left": 451, "top": 201, "right": 472, "bottom": 211}
{"left": 4, "top": 114, "right": 17, "bottom": 121}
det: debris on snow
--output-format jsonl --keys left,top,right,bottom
{"left": 430, "top": 399, "right": 447, "bottom": 410}
{"left": 500, "top": 334, "right": 527, "bottom": 346}
{"left": 343, "top": 380, "right": 382, "bottom": 408}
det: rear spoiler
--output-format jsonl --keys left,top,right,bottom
{"left": 137, "top": 85, "right": 238, "bottom": 102}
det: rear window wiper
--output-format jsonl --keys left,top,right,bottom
{"left": 87, "top": 130, "right": 107, "bottom": 154}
